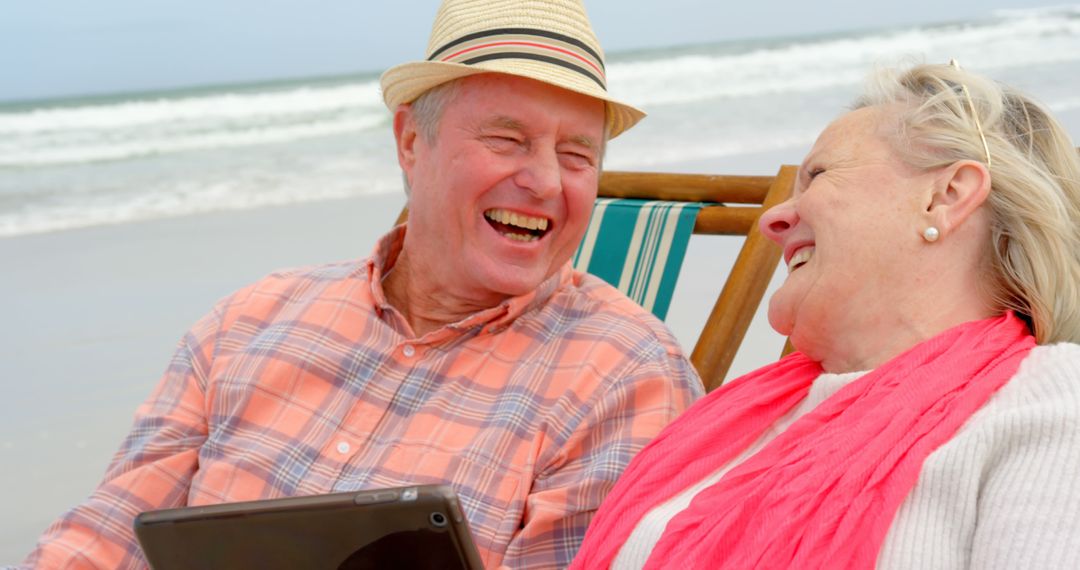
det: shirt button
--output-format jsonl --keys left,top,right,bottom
{"left": 402, "top": 345, "right": 416, "bottom": 357}
{"left": 336, "top": 441, "right": 351, "bottom": 454}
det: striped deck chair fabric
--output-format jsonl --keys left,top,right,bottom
{"left": 572, "top": 198, "right": 707, "bottom": 320}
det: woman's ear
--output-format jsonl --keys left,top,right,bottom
{"left": 393, "top": 103, "right": 418, "bottom": 176}
{"left": 926, "top": 159, "right": 992, "bottom": 236}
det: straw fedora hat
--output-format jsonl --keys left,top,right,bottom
{"left": 380, "top": 0, "right": 645, "bottom": 138}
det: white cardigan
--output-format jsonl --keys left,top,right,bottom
{"left": 613, "top": 343, "right": 1080, "bottom": 569}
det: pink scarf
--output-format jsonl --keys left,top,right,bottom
{"left": 572, "top": 313, "right": 1035, "bottom": 569}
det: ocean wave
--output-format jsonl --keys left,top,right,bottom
{"left": 0, "top": 115, "right": 385, "bottom": 167}
{"left": 0, "top": 158, "right": 403, "bottom": 237}
{"left": 608, "top": 129, "right": 818, "bottom": 169}
{"left": 0, "top": 80, "right": 390, "bottom": 168}
{"left": 609, "top": 8, "right": 1080, "bottom": 107}
{"left": 4, "top": 9, "right": 1077, "bottom": 168}
{"left": 0, "top": 81, "right": 384, "bottom": 133}
{"left": 2, "top": 6, "right": 1078, "bottom": 237}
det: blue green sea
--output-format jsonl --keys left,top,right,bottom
{"left": 2, "top": 5, "right": 1078, "bottom": 237}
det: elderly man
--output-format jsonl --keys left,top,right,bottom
{"left": 21, "top": 0, "right": 702, "bottom": 568}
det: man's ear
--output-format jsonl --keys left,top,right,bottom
{"left": 393, "top": 103, "right": 419, "bottom": 177}
{"left": 925, "top": 159, "right": 992, "bottom": 236}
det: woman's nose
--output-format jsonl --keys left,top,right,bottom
{"left": 757, "top": 198, "right": 798, "bottom": 244}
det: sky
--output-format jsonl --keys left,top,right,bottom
{"left": 1, "top": 0, "right": 1065, "bottom": 103}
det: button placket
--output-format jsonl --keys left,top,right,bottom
{"left": 331, "top": 342, "right": 422, "bottom": 461}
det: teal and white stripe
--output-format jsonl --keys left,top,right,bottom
{"left": 573, "top": 198, "right": 704, "bottom": 320}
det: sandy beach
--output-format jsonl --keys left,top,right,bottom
{"left": 0, "top": 193, "right": 388, "bottom": 558}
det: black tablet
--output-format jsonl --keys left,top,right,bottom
{"left": 133, "top": 484, "right": 484, "bottom": 569}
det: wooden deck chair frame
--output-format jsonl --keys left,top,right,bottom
{"left": 594, "top": 167, "right": 796, "bottom": 391}
{"left": 395, "top": 165, "right": 797, "bottom": 392}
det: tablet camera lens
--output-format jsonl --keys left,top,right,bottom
{"left": 429, "top": 511, "right": 448, "bottom": 528}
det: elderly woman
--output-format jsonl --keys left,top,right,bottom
{"left": 571, "top": 63, "right": 1080, "bottom": 569}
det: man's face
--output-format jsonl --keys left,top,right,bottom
{"left": 396, "top": 74, "right": 605, "bottom": 305}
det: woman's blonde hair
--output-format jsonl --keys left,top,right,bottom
{"left": 855, "top": 63, "right": 1080, "bottom": 344}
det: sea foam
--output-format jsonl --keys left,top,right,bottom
{"left": 1, "top": 7, "right": 1078, "bottom": 237}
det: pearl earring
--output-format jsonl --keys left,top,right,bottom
{"left": 922, "top": 227, "right": 940, "bottom": 242}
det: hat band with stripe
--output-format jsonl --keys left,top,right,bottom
{"left": 427, "top": 27, "right": 607, "bottom": 90}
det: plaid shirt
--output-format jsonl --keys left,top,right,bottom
{"left": 23, "top": 226, "right": 702, "bottom": 569}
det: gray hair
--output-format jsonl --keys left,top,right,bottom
{"left": 410, "top": 79, "right": 464, "bottom": 143}
{"left": 400, "top": 80, "right": 463, "bottom": 197}
{"left": 854, "top": 63, "right": 1080, "bottom": 344}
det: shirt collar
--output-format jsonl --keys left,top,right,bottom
{"left": 365, "top": 225, "right": 572, "bottom": 335}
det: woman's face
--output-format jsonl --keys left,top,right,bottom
{"left": 758, "top": 106, "right": 941, "bottom": 365}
